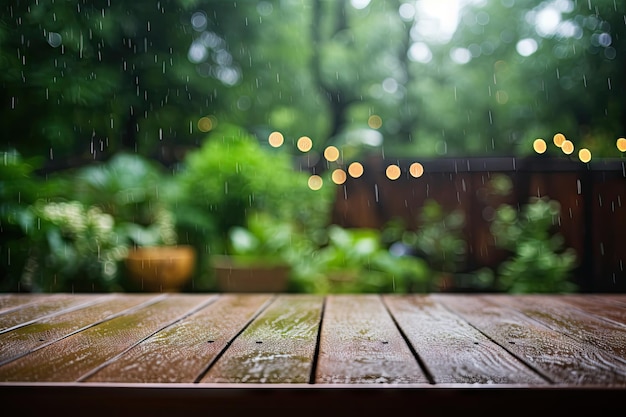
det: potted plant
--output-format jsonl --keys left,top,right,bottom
{"left": 211, "top": 212, "right": 307, "bottom": 292}
{"left": 71, "top": 153, "right": 196, "bottom": 292}
{"left": 170, "top": 124, "right": 334, "bottom": 291}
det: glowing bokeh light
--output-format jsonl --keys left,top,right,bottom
{"left": 533, "top": 138, "right": 547, "bottom": 154}
{"left": 409, "top": 162, "right": 424, "bottom": 178}
{"left": 386, "top": 164, "right": 401, "bottom": 180}
{"left": 617, "top": 138, "right": 626, "bottom": 152}
{"left": 331, "top": 169, "right": 347, "bottom": 185}
{"left": 324, "top": 146, "right": 340, "bottom": 162}
{"left": 368, "top": 115, "right": 383, "bottom": 129}
{"left": 561, "top": 140, "right": 574, "bottom": 155}
{"left": 348, "top": 162, "right": 364, "bottom": 178}
{"left": 297, "top": 136, "right": 313, "bottom": 152}
{"left": 197, "top": 116, "right": 215, "bottom": 132}
{"left": 308, "top": 175, "right": 323, "bottom": 190}
{"left": 268, "top": 131, "right": 284, "bottom": 148}
{"left": 553, "top": 133, "right": 566, "bottom": 147}
{"left": 578, "top": 148, "right": 592, "bottom": 163}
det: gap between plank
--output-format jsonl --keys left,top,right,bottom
{"left": 435, "top": 295, "right": 554, "bottom": 385}
{"left": 76, "top": 294, "right": 220, "bottom": 382}
{"left": 0, "top": 294, "right": 168, "bottom": 368}
{"left": 380, "top": 295, "right": 436, "bottom": 385}
{"left": 192, "top": 294, "right": 278, "bottom": 384}
{"left": 308, "top": 295, "right": 327, "bottom": 384}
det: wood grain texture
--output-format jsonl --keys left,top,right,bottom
{"left": 0, "top": 294, "right": 104, "bottom": 332}
{"left": 201, "top": 295, "right": 323, "bottom": 383}
{"left": 86, "top": 294, "right": 271, "bottom": 383}
{"left": 434, "top": 294, "right": 626, "bottom": 385}
{"left": 0, "top": 295, "right": 207, "bottom": 382}
{"left": 0, "top": 294, "right": 47, "bottom": 314}
{"left": 384, "top": 295, "right": 546, "bottom": 384}
{"left": 0, "top": 294, "right": 157, "bottom": 365}
{"left": 485, "top": 295, "right": 626, "bottom": 361}
{"left": 0, "top": 292, "right": 625, "bottom": 396}
{"left": 315, "top": 295, "right": 427, "bottom": 384}
{"left": 559, "top": 294, "right": 626, "bottom": 326}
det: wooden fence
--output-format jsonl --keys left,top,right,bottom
{"left": 330, "top": 155, "right": 626, "bottom": 293}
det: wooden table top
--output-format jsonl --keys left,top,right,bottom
{"left": 1, "top": 293, "right": 625, "bottom": 416}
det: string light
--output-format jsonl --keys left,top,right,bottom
{"left": 348, "top": 162, "right": 364, "bottom": 178}
{"left": 297, "top": 136, "right": 313, "bottom": 152}
{"left": 409, "top": 162, "right": 424, "bottom": 178}
{"left": 386, "top": 164, "right": 401, "bottom": 180}
{"left": 331, "top": 169, "right": 347, "bottom": 185}
{"left": 578, "top": 148, "right": 592, "bottom": 163}
{"left": 533, "top": 138, "right": 547, "bottom": 154}
{"left": 268, "top": 131, "right": 284, "bottom": 147}
{"left": 308, "top": 175, "right": 323, "bottom": 190}
{"left": 553, "top": 133, "right": 566, "bottom": 147}
{"left": 323, "top": 146, "right": 340, "bottom": 162}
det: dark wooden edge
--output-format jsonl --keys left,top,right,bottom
{"left": 2, "top": 383, "right": 624, "bottom": 416}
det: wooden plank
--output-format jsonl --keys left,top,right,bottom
{"left": 484, "top": 295, "right": 626, "bottom": 361}
{"left": 315, "top": 295, "right": 428, "bottom": 384}
{"left": 86, "top": 294, "right": 272, "bottom": 383}
{"left": 559, "top": 294, "right": 626, "bottom": 326}
{"left": 435, "top": 294, "right": 626, "bottom": 385}
{"left": 0, "top": 294, "right": 210, "bottom": 382}
{"left": 0, "top": 294, "right": 47, "bottom": 314}
{"left": 383, "top": 295, "right": 546, "bottom": 384}
{"left": 0, "top": 294, "right": 158, "bottom": 365}
{"left": 200, "top": 295, "right": 323, "bottom": 383}
{"left": 594, "top": 294, "right": 626, "bottom": 306}
{"left": 0, "top": 294, "right": 104, "bottom": 333}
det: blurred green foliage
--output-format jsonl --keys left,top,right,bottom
{"left": 1, "top": 0, "right": 624, "bottom": 169}
{"left": 167, "top": 124, "right": 335, "bottom": 289}
{"left": 491, "top": 196, "right": 578, "bottom": 293}
{"left": 293, "top": 225, "right": 431, "bottom": 294}
{"left": 1, "top": 0, "right": 621, "bottom": 293}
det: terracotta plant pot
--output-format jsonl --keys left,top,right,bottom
{"left": 212, "top": 255, "right": 290, "bottom": 293}
{"left": 125, "top": 245, "right": 196, "bottom": 292}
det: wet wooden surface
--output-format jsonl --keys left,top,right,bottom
{"left": 1, "top": 293, "right": 624, "bottom": 416}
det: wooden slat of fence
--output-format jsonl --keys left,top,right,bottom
{"left": 86, "top": 294, "right": 272, "bottom": 383}
{"left": 0, "top": 294, "right": 158, "bottom": 365}
{"left": 435, "top": 294, "right": 626, "bottom": 385}
{"left": 0, "top": 294, "right": 105, "bottom": 333}
{"left": 383, "top": 295, "right": 546, "bottom": 384}
{"left": 0, "top": 295, "right": 208, "bottom": 382}
{"left": 315, "top": 295, "right": 427, "bottom": 384}
{"left": 200, "top": 295, "right": 323, "bottom": 384}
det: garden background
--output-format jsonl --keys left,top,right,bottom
{"left": 1, "top": 0, "right": 625, "bottom": 294}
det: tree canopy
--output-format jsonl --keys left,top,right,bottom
{"left": 1, "top": 0, "right": 624, "bottom": 170}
